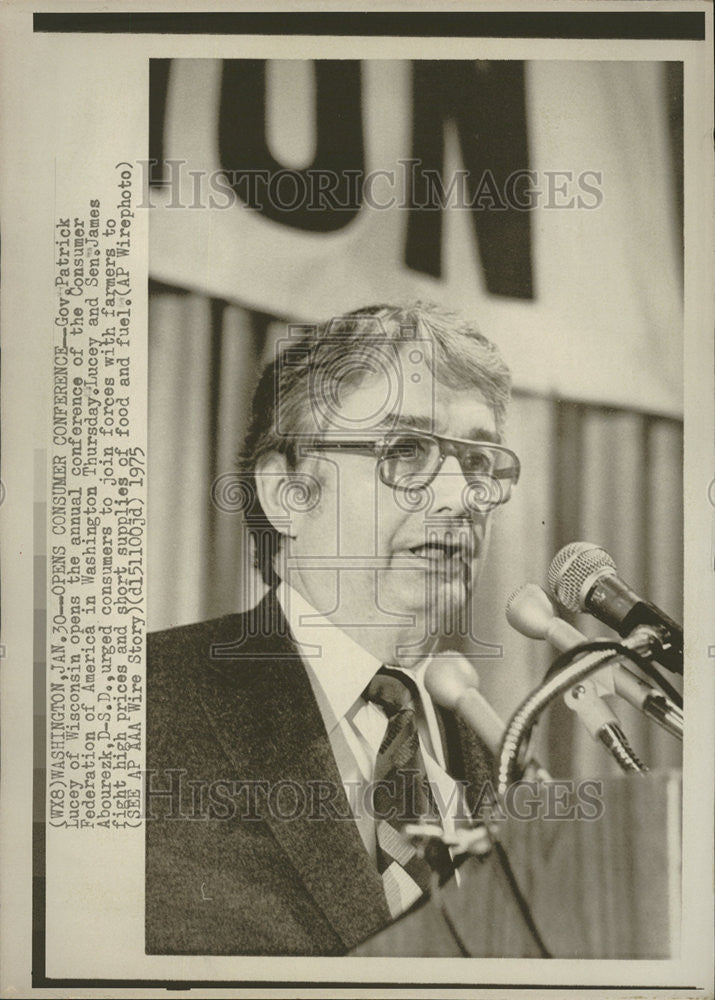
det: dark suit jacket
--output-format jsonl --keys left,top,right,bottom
{"left": 146, "top": 589, "right": 494, "bottom": 955}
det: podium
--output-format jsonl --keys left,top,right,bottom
{"left": 351, "top": 770, "right": 682, "bottom": 958}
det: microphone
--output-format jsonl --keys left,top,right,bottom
{"left": 426, "top": 655, "right": 555, "bottom": 960}
{"left": 547, "top": 542, "right": 683, "bottom": 675}
{"left": 506, "top": 585, "right": 649, "bottom": 771}
{"left": 563, "top": 677, "right": 647, "bottom": 773}
{"left": 507, "top": 583, "right": 587, "bottom": 655}
{"left": 424, "top": 652, "right": 551, "bottom": 781}
{"left": 506, "top": 583, "right": 683, "bottom": 739}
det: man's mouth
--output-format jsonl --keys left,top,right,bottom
{"left": 406, "top": 539, "right": 474, "bottom": 569}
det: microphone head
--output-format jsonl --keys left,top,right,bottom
{"left": 424, "top": 652, "right": 480, "bottom": 711}
{"left": 548, "top": 542, "right": 616, "bottom": 612}
{"left": 505, "top": 583, "right": 556, "bottom": 639}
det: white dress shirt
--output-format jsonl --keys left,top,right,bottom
{"left": 277, "top": 582, "right": 466, "bottom": 862}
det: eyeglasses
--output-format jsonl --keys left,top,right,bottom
{"left": 304, "top": 430, "right": 520, "bottom": 509}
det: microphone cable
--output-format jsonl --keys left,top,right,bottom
{"left": 429, "top": 824, "right": 553, "bottom": 958}
{"left": 492, "top": 838, "right": 552, "bottom": 959}
{"left": 430, "top": 869, "right": 472, "bottom": 957}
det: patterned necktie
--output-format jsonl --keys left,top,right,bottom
{"left": 364, "top": 667, "right": 453, "bottom": 917}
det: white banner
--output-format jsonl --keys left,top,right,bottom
{"left": 151, "top": 58, "right": 683, "bottom": 415}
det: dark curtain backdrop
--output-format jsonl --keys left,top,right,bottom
{"left": 148, "top": 281, "right": 683, "bottom": 779}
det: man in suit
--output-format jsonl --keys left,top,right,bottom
{"left": 146, "top": 302, "right": 520, "bottom": 955}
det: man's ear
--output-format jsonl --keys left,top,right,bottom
{"left": 254, "top": 451, "right": 295, "bottom": 538}
{"left": 255, "top": 451, "right": 322, "bottom": 538}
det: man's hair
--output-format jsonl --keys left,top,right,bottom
{"left": 238, "top": 302, "right": 513, "bottom": 586}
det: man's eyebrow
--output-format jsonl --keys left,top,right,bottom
{"left": 375, "top": 412, "right": 434, "bottom": 432}
{"left": 374, "top": 412, "right": 500, "bottom": 443}
{"left": 464, "top": 426, "right": 500, "bottom": 444}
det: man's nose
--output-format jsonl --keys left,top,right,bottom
{"left": 428, "top": 454, "right": 470, "bottom": 515}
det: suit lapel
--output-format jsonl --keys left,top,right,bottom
{"left": 197, "top": 593, "right": 391, "bottom": 950}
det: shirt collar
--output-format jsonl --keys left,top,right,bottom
{"left": 277, "top": 582, "right": 382, "bottom": 732}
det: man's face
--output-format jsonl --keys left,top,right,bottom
{"left": 280, "top": 346, "right": 501, "bottom": 661}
